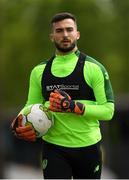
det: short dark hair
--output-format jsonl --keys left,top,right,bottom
{"left": 51, "top": 12, "right": 77, "bottom": 24}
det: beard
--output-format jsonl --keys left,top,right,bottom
{"left": 54, "top": 41, "right": 76, "bottom": 53}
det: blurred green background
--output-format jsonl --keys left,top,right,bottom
{"left": 0, "top": 0, "right": 129, "bottom": 178}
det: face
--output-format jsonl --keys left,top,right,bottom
{"left": 50, "top": 18, "right": 80, "bottom": 53}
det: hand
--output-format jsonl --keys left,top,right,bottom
{"left": 11, "top": 114, "right": 36, "bottom": 142}
{"left": 49, "top": 90, "right": 85, "bottom": 115}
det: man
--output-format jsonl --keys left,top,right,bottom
{"left": 11, "top": 12, "right": 115, "bottom": 179}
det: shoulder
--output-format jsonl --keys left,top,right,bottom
{"left": 34, "top": 59, "right": 48, "bottom": 69}
{"left": 29, "top": 59, "right": 49, "bottom": 80}
{"left": 85, "top": 55, "right": 108, "bottom": 74}
{"left": 83, "top": 55, "right": 110, "bottom": 86}
{"left": 31, "top": 59, "right": 48, "bottom": 73}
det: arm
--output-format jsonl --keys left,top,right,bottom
{"left": 83, "top": 60, "right": 115, "bottom": 120}
{"left": 11, "top": 64, "right": 46, "bottom": 141}
{"left": 25, "top": 64, "right": 45, "bottom": 107}
{"left": 83, "top": 102, "right": 114, "bottom": 120}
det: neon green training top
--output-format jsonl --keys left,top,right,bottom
{"left": 23, "top": 50, "right": 115, "bottom": 147}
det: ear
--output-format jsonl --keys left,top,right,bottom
{"left": 77, "top": 31, "right": 80, "bottom": 40}
{"left": 49, "top": 33, "right": 54, "bottom": 42}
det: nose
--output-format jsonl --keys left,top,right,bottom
{"left": 63, "top": 30, "right": 68, "bottom": 37}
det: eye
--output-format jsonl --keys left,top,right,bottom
{"left": 55, "top": 28, "right": 63, "bottom": 33}
{"left": 66, "top": 27, "right": 74, "bottom": 32}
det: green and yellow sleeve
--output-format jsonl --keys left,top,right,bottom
{"left": 82, "top": 56, "right": 114, "bottom": 120}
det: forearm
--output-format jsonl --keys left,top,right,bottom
{"left": 83, "top": 102, "right": 114, "bottom": 120}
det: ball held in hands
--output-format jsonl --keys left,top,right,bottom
{"left": 11, "top": 114, "right": 36, "bottom": 142}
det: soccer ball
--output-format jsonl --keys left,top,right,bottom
{"left": 21, "top": 104, "right": 54, "bottom": 137}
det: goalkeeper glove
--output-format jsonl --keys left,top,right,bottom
{"left": 49, "top": 89, "right": 85, "bottom": 115}
{"left": 11, "top": 114, "right": 36, "bottom": 142}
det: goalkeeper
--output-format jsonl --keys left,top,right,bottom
{"left": 11, "top": 12, "right": 115, "bottom": 179}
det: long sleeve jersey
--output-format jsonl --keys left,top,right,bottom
{"left": 23, "top": 50, "right": 115, "bottom": 147}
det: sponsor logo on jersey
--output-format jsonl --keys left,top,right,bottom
{"left": 46, "top": 84, "right": 79, "bottom": 91}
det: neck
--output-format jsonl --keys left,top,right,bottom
{"left": 56, "top": 46, "right": 78, "bottom": 55}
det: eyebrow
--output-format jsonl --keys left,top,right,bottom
{"left": 55, "top": 27, "right": 74, "bottom": 31}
